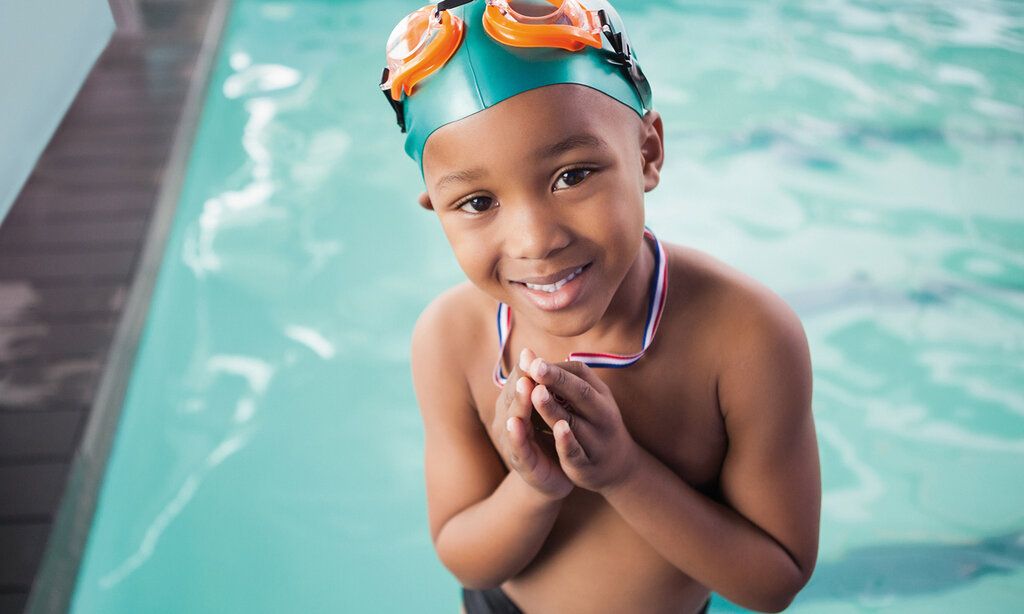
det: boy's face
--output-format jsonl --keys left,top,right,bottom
{"left": 418, "top": 84, "right": 664, "bottom": 338}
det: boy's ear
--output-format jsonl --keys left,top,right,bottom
{"left": 417, "top": 191, "right": 434, "bottom": 210}
{"left": 639, "top": 110, "right": 665, "bottom": 193}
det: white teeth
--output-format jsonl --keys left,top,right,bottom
{"left": 524, "top": 266, "right": 584, "bottom": 293}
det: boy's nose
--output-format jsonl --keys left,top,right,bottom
{"left": 505, "top": 202, "right": 571, "bottom": 261}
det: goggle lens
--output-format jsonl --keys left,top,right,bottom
{"left": 500, "top": 0, "right": 574, "bottom": 25}
{"left": 386, "top": 7, "right": 440, "bottom": 66}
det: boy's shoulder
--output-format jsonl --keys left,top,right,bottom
{"left": 661, "top": 241, "right": 807, "bottom": 371}
{"left": 415, "top": 280, "right": 495, "bottom": 333}
{"left": 663, "top": 241, "right": 795, "bottom": 313}
{"left": 662, "top": 240, "right": 810, "bottom": 424}
{"left": 411, "top": 281, "right": 496, "bottom": 374}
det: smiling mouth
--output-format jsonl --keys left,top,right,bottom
{"left": 512, "top": 262, "right": 592, "bottom": 293}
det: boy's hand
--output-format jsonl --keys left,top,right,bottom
{"left": 524, "top": 352, "right": 642, "bottom": 494}
{"left": 491, "top": 351, "right": 574, "bottom": 501}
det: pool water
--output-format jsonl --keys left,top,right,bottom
{"left": 69, "top": 0, "right": 1023, "bottom": 612}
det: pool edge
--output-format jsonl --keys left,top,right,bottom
{"left": 24, "top": 0, "right": 235, "bottom": 611}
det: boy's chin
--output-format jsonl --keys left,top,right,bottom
{"left": 514, "top": 303, "right": 605, "bottom": 339}
{"left": 536, "top": 315, "right": 598, "bottom": 337}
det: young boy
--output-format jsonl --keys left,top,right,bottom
{"left": 382, "top": 2, "right": 821, "bottom": 612}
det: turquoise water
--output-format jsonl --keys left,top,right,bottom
{"left": 69, "top": 0, "right": 1024, "bottom": 612}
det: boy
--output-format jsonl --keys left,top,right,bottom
{"left": 383, "top": 1, "right": 821, "bottom": 612}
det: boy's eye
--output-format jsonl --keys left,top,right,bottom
{"left": 554, "top": 168, "right": 593, "bottom": 191}
{"left": 454, "top": 169, "right": 592, "bottom": 213}
{"left": 458, "top": 196, "right": 496, "bottom": 214}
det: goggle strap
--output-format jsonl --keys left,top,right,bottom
{"left": 597, "top": 9, "right": 630, "bottom": 67}
{"left": 380, "top": 67, "right": 407, "bottom": 133}
{"left": 596, "top": 9, "right": 652, "bottom": 110}
{"left": 437, "top": 0, "right": 475, "bottom": 14}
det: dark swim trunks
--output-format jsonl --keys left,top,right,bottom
{"left": 461, "top": 586, "right": 712, "bottom": 613}
{"left": 462, "top": 587, "right": 524, "bottom": 614}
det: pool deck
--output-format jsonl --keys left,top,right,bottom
{"left": 0, "top": 1, "right": 216, "bottom": 611}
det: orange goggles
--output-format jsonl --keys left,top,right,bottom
{"left": 381, "top": 0, "right": 642, "bottom": 109}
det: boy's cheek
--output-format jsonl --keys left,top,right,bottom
{"left": 448, "top": 245, "right": 510, "bottom": 299}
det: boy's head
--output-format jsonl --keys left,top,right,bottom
{"left": 382, "top": 1, "right": 665, "bottom": 336}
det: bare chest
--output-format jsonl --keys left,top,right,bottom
{"left": 468, "top": 327, "right": 728, "bottom": 494}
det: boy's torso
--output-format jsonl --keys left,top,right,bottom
{"left": 448, "top": 241, "right": 749, "bottom": 614}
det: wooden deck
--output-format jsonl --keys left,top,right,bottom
{"left": 0, "top": 1, "right": 217, "bottom": 611}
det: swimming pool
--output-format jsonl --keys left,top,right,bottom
{"left": 41, "top": 0, "right": 1024, "bottom": 612}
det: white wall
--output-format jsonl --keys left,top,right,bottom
{"left": 0, "top": 1, "right": 115, "bottom": 226}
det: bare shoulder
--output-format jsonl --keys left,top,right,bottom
{"left": 663, "top": 241, "right": 807, "bottom": 341}
{"left": 661, "top": 242, "right": 811, "bottom": 414}
{"left": 663, "top": 241, "right": 802, "bottom": 321}
{"left": 412, "top": 280, "right": 497, "bottom": 376}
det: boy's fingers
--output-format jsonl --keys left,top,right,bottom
{"left": 499, "top": 360, "right": 525, "bottom": 410}
{"left": 529, "top": 358, "right": 600, "bottom": 411}
{"left": 505, "top": 417, "right": 525, "bottom": 456}
{"left": 511, "top": 377, "right": 534, "bottom": 421}
{"left": 554, "top": 419, "right": 590, "bottom": 465}
{"left": 518, "top": 347, "right": 537, "bottom": 373}
{"left": 495, "top": 367, "right": 522, "bottom": 439}
{"left": 532, "top": 384, "right": 590, "bottom": 441}
{"left": 505, "top": 417, "right": 538, "bottom": 472}
{"left": 558, "top": 361, "right": 607, "bottom": 392}
{"left": 506, "top": 392, "right": 538, "bottom": 446}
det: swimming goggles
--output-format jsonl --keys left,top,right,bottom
{"left": 380, "top": 0, "right": 652, "bottom": 132}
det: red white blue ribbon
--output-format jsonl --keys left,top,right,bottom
{"left": 493, "top": 226, "right": 668, "bottom": 388}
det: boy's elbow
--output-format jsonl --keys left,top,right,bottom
{"left": 759, "top": 592, "right": 795, "bottom": 614}
{"left": 438, "top": 560, "right": 508, "bottom": 592}
{"left": 740, "top": 587, "right": 796, "bottom": 614}
{"left": 435, "top": 534, "right": 510, "bottom": 591}
{"left": 759, "top": 565, "right": 811, "bottom": 613}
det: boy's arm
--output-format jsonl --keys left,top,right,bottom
{"left": 600, "top": 291, "right": 820, "bottom": 613}
{"left": 411, "top": 292, "right": 565, "bottom": 590}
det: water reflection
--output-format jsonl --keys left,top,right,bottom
{"left": 795, "top": 531, "right": 1024, "bottom": 606}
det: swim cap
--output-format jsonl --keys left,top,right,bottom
{"left": 390, "top": 0, "right": 653, "bottom": 175}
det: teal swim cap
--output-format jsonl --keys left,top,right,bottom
{"left": 383, "top": 0, "right": 653, "bottom": 175}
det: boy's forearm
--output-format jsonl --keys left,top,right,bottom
{"left": 602, "top": 447, "right": 806, "bottom": 613}
{"left": 435, "top": 470, "right": 564, "bottom": 589}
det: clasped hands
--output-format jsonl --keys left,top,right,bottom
{"left": 492, "top": 347, "right": 641, "bottom": 501}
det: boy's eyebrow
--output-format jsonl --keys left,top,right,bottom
{"left": 436, "top": 167, "right": 486, "bottom": 192}
{"left": 535, "top": 133, "right": 609, "bottom": 159}
{"left": 434, "top": 134, "right": 608, "bottom": 192}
